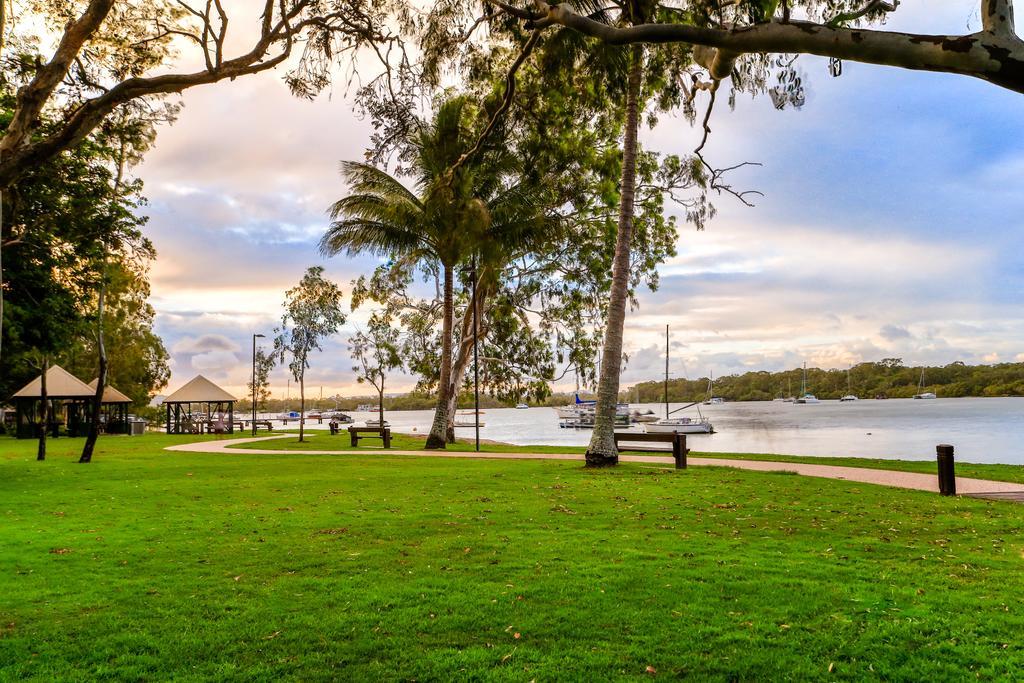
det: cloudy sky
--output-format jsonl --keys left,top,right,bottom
{"left": 136, "top": 1, "right": 1024, "bottom": 399}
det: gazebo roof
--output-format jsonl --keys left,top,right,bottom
{"left": 163, "top": 375, "right": 236, "bottom": 403}
{"left": 11, "top": 365, "right": 94, "bottom": 399}
{"left": 88, "top": 379, "right": 133, "bottom": 404}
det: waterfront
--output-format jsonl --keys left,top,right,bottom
{"left": 283, "top": 397, "right": 1024, "bottom": 465}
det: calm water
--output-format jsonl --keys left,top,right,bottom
{"left": 276, "top": 397, "right": 1024, "bottom": 465}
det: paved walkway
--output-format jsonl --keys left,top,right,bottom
{"left": 166, "top": 435, "right": 1024, "bottom": 497}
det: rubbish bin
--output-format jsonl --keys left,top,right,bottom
{"left": 128, "top": 419, "right": 147, "bottom": 436}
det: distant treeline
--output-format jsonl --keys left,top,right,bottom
{"left": 235, "top": 390, "right": 593, "bottom": 413}
{"left": 236, "top": 392, "right": 512, "bottom": 413}
{"left": 623, "top": 359, "right": 1024, "bottom": 403}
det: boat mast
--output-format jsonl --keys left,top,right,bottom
{"left": 801, "top": 363, "right": 807, "bottom": 395}
{"left": 664, "top": 325, "right": 669, "bottom": 419}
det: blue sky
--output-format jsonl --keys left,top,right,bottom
{"left": 135, "top": 0, "right": 1024, "bottom": 398}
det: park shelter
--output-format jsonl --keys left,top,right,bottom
{"left": 9, "top": 365, "right": 133, "bottom": 439}
{"left": 88, "top": 379, "right": 133, "bottom": 434}
{"left": 163, "top": 375, "right": 236, "bottom": 434}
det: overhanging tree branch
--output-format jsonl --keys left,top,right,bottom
{"left": 0, "top": 1, "right": 370, "bottom": 189}
{"left": 491, "top": 1, "right": 1024, "bottom": 95}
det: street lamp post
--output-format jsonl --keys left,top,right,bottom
{"left": 252, "top": 333, "right": 265, "bottom": 436}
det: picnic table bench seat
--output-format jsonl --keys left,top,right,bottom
{"left": 347, "top": 425, "right": 391, "bottom": 448}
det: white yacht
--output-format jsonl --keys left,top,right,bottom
{"left": 794, "top": 363, "right": 819, "bottom": 404}
{"left": 515, "top": 403, "right": 529, "bottom": 409}
{"left": 645, "top": 416, "right": 714, "bottom": 434}
{"left": 840, "top": 367, "right": 858, "bottom": 401}
{"left": 913, "top": 368, "right": 937, "bottom": 399}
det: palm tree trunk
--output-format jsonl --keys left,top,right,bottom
{"left": 426, "top": 263, "right": 455, "bottom": 449}
{"left": 585, "top": 44, "right": 644, "bottom": 468}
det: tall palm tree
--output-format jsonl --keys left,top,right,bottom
{"left": 585, "top": 41, "right": 645, "bottom": 467}
{"left": 322, "top": 98, "right": 490, "bottom": 449}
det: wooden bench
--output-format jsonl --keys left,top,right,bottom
{"left": 348, "top": 425, "right": 392, "bottom": 448}
{"left": 614, "top": 431, "right": 688, "bottom": 469}
{"left": 243, "top": 420, "right": 274, "bottom": 432}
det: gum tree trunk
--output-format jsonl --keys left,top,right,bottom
{"left": 378, "top": 380, "right": 385, "bottom": 440}
{"left": 585, "top": 44, "right": 644, "bottom": 468}
{"left": 426, "top": 263, "right": 455, "bottom": 449}
{"left": 444, "top": 279, "right": 489, "bottom": 443}
{"left": 299, "top": 373, "right": 306, "bottom": 442}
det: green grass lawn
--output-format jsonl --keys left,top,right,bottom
{"left": 236, "top": 430, "right": 1024, "bottom": 485}
{"left": 2, "top": 433, "right": 1024, "bottom": 680}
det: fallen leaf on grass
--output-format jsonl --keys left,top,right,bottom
{"left": 233, "top": 575, "right": 242, "bottom": 582}
{"left": 828, "top": 662, "right": 835, "bottom": 673}
{"left": 49, "top": 548, "right": 71, "bottom": 555}
{"left": 513, "top": 632, "right": 521, "bottom": 640}
{"left": 316, "top": 527, "right": 348, "bottom": 535}
{"left": 264, "top": 631, "right": 281, "bottom": 640}
{"left": 646, "top": 665, "right": 657, "bottom": 675}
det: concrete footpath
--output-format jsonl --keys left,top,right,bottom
{"left": 166, "top": 435, "right": 1024, "bottom": 498}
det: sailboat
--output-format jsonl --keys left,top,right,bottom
{"left": 840, "top": 367, "right": 858, "bottom": 402}
{"left": 645, "top": 326, "right": 714, "bottom": 434}
{"left": 793, "top": 363, "right": 820, "bottom": 404}
{"left": 702, "top": 371, "right": 724, "bottom": 405}
{"left": 913, "top": 368, "right": 937, "bottom": 399}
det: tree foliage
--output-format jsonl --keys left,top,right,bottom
{"left": 0, "top": 90, "right": 168, "bottom": 404}
{"left": 273, "top": 266, "right": 346, "bottom": 442}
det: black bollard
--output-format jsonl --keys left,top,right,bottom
{"left": 672, "top": 433, "right": 688, "bottom": 470}
{"left": 936, "top": 444, "right": 956, "bottom": 496}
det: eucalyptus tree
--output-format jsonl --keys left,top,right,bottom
{"left": 273, "top": 267, "right": 346, "bottom": 444}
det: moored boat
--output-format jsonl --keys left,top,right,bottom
{"left": 913, "top": 368, "right": 937, "bottom": 399}
{"left": 644, "top": 416, "right": 714, "bottom": 434}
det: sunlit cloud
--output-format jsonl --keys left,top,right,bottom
{"left": 132, "top": 0, "right": 1024, "bottom": 397}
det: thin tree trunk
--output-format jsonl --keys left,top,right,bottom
{"left": 585, "top": 44, "right": 644, "bottom": 468}
{"left": 425, "top": 263, "right": 455, "bottom": 449}
{"left": 299, "top": 373, "right": 305, "bottom": 442}
{"left": 79, "top": 276, "right": 106, "bottom": 463}
{"left": 81, "top": 132, "right": 124, "bottom": 462}
{"left": 37, "top": 356, "right": 48, "bottom": 461}
{"left": 378, "top": 382, "right": 385, "bottom": 442}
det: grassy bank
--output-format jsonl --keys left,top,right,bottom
{"left": 232, "top": 431, "right": 1024, "bottom": 485}
{"left": 1, "top": 433, "right": 1024, "bottom": 679}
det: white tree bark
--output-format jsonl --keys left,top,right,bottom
{"left": 499, "top": 1, "right": 1024, "bottom": 94}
